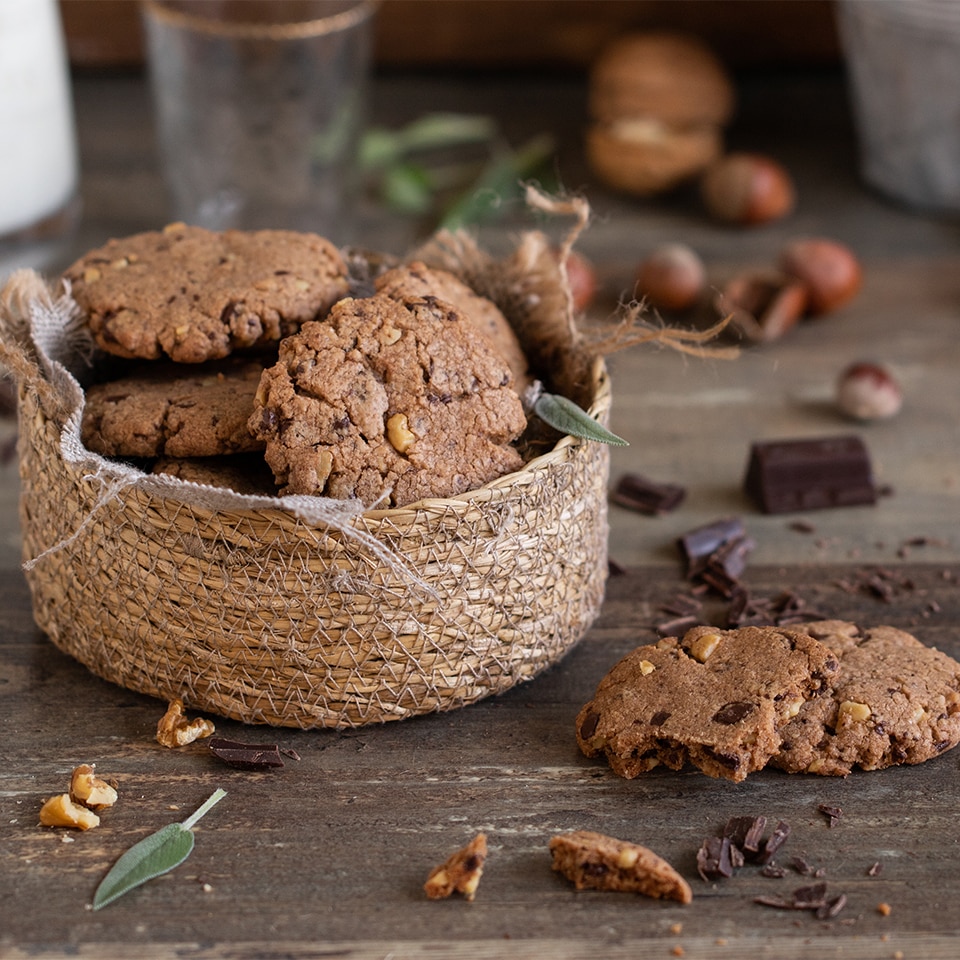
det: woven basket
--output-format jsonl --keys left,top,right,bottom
{"left": 1, "top": 227, "right": 611, "bottom": 728}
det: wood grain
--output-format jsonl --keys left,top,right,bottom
{"left": 3, "top": 565, "right": 960, "bottom": 957}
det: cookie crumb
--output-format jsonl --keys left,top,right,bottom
{"left": 669, "top": 922, "right": 683, "bottom": 935}
{"left": 424, "top": 833, "right": 487, "bottom": 901}
{"left": 877, "top": 901, "right": 892, "bottom": 916}
{"left": 670, "top": 947, "right": 685, "bottom": 958}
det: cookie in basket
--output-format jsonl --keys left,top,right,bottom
{"left": 772, "top": 620, "right": 960, "bottom": 775}
{"left": 249, "top": 287, "right": 528, "bottom": 507}
{"left": 576, "top": 624, "right": 840, "bottom": 782}
{"left": 151, "top": 453, "right": 277, "bottom": 495}
{"left": 64, "top": 223, "right": 350, "bottom": 363}
{"left": 82, "top": 359, "right": 266, "bottom": 458}
{"left": 374, "top": 261, "right": 532, "bottom": 392}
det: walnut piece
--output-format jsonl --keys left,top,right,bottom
{"left": 70, "top": 763, "right": 118, "bottom": 809}
{"left": 39, "top": 793, "right": 100, "bottom": 830}
{"left": 156, "top": 698, "right": 216, "bottom": 748}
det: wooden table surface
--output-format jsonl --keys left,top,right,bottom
{"left": 3, "top": 65, "right": 960, "bottom": 959}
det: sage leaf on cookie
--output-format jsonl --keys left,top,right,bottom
{"left": 534, "top": 392, "right": 628, "bottom": 446}
{"left": 92, "top": 788, "right": 226, "bottom": 910}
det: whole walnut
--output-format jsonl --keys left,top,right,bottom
{"left": 586, "top": 31, "right": 735, "bottom": 197}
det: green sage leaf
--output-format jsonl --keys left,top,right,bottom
{"left": 534, "top": 392, "right": 628, "bottom": 446}
{"left": 92, "top": 787, "right": 226, "bottom": 910}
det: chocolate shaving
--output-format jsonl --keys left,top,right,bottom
{"left": 611, "top": 472, "right": 686, "bottom": 515}
{"left": 697, "top": 836, "right": 740, "bottom": 881}
{"left": 755, "top": 880, "right": 844, "bottom": 920}
{"left": 208, "top": 737, "right": 285, "bottom": 770}
{"left": 760, "top": 821, "right": 791, "bottom": 863}
{"left": 760, "top": 862, "right": 787, "bottom": 878}
{"left": 817, "top": 803, "right": 843, "bottom": 827}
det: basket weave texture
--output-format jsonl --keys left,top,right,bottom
{"left": 1, "top": 228, "right": 611, "bottom": 728}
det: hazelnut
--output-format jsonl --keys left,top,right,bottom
{"left": 779, "top": 238, "right": 862, "bottom": 315}
{"left": 836, "top": 362, "right": 902, "bottom": 420}
{"left": 701, "top": 153, "right": 795, "bottom": 225}
{"left": 636, "top": 243, "right": 705, "bottom": 312}
{"left": 560, "top": 248, "right": 598, "bottom": 312}
{"left": 716, "top": 271, "right": 808, "bottom": 343}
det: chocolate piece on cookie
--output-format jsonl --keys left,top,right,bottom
{"left": 151, "top": 454, "right": 277, "bottom": 495}
{"left": 65, "top": 224, "right": 349, "bottom": 363}
{"left": 549, "top": 830, "right": 692, "bottom": 903}
{"left": 773, "top": 620, "right": 960, "bottom": 775}
{"left": 82, "top": 360, "right": 265, "bottom": 458}
{"left": 375, "top": 262, "right": 532, "bottom": 392}
{"left": 576, "top": 624, "right": 840, "bottom": 782}
{"left": 248, "top": 289, "right": 527, "bottom": 507}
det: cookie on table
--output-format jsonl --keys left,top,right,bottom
{"left": 151, "top": 454, "right": 277, "bottom": 496}
{"left": 576, "top": 624, "right": 840, "bottom": 782}
{"left": 64, "top": 223, "right": 349, "bottom": 363}
{"left": 549, "top": 830, "right": 692, "bottom": 903}
{"left": 248, "top": 289, "right": 527, "bottom": 507}
{"left": 374, "top": 261, "right": 532, "bottom": 392}
{"left": 82, "top": 360, "right": 265, "bottom": 458}
{"left": 772, "top": 620, "right": 960, "bottom": 775}
{"left": 424, "top": 833, "right": 487, "bottom": 901}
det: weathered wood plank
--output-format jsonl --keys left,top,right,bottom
{"left": 3, "top": 566, "right": 960, "bottom": 957}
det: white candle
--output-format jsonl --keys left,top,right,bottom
{"left": 0, "top": 0, "right": 78, "bottom": 238}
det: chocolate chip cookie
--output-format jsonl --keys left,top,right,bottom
{"left": 151, "top": 454, "right": 277, "bottom": 495}
{"left": 773, "top": 620, "right": 960, "bottom": 775}
{"left": 248, "top": 288, "right": 527, "bottom": 507}
{"left": 375, "top": 261, "right": 532, "bottom": 392}
{"left": 65, "top": 223, "right": 349, "bottom": 363}
{"left": 549, "top": 830, "right": 692, "bottom": 903}
{"left": 576, "top": 624, "right": 840, "bottom": 782}
{"left": 82, "top": 360, "right": 265, "bottom": 458}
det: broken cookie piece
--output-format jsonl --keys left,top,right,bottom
{"left": 549, "top": 830, "right": 692, "bottom": 903}
{"left": 576, "top": 624, "right": 839, "bottom": 782}
{"left": 424, "top": 833, "right": 488, "bottom": 901}
{"left": 772, "top": 620, "right": 960, "bottom": 775}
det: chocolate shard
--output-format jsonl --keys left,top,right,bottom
{"left": 611, "top": 472, "right": 686, "bottom": 515}
{"left": 697, "top": 835, "right": 738, "bottom": 881}
{"left": 678, "top": 516, "right": 746, "bottom": 576}
{"left": 743, "top": 435, "right": 877, "bottom": 514}
{"left": 208, "top": 736, "right": 285, "bottom": 770}
{"left": 760, "top": 820, "right": 791, "bottom": 863}
{"left": 723, "top": 815, "right": 767, "bottom": 855}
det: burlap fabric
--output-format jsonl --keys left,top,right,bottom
{"left": 0, "top": 222, "right": 611, "bottom": 728}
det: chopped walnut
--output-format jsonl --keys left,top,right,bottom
{"left": 70, "top": 764, "right": 118, "bottom": 809}
{"left": 156, "top": 698, "right": 216, "bottom": 748}
{"left": 39, "top": 793, "right": 100, "bottom": 830}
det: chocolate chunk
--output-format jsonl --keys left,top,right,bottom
{"left": 760, "top": 820, "right": 791, "bottom": 863}
{"left": 723, "top": 815, "right": 767, "bottom": 855}
{"left": 208, "top": 736, "right": 285, "bottom": 770}
{"left": 817, "top": 803, "right": 843, "bottom": 827}
{"left": 713, "top": 701, "right": 756, "bottom": 724}
{"left": 697, "top": 836, "right": 739, "bottom": 881}
{"left": 743, "top": 435, "right": 877, "bottom": 514}
{"left": 611, "top": 472, "right": 686, "bottom": 515}
{"left": 678, "top": 517, "right": 747, "bottom": 576}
